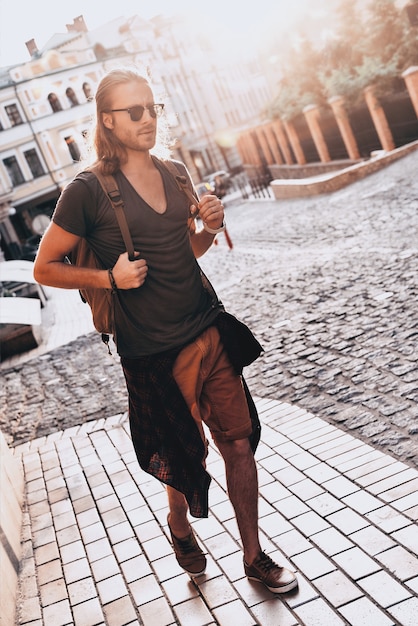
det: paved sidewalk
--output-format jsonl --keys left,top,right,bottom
{"left": 14, "top": 397, "right": 418, "bottom": 626}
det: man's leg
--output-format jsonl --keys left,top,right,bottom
{"left": 166, "top": 485, "right": 207, "bottom": 576}
{"left": 171, "top": 327, "right": 297, "bottom": 591}
{"left": 217, "top": 436, "right": 298, "bottom": 593}
{"left": 215, "top": 437, "right": 261, "bottom": 564}
{"left": 166, "top": 485, "right": 190, "bottom": 537}
{"left": 165, "top": 438, "right": 261, "bottom": 563}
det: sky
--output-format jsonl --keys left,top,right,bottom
{"left": 1, "top": 0, "right": 412, "bottom": 68}
{"left": 0, "top": 0, "right": 313, "bottom": 67}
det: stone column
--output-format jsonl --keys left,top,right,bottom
{"left": 328, "top": 96, "right": 360, "bottom": 160}
{"left": 283, "top": 120, "right": 306, "bottom": 165}
{"left": 255, "top": 126, "right": 275, "bottom": 165}
{"left": 238, "top": 133, "right": 260, "bottom": 167}
{"left": 402, "top": 66, "right": 418, "bottom": 118}
{"left": 272, "top": 119, "right": 293, "bottom": 164}
{"left": 236, "top": 135, "right": 250, "bottom": 165}
{"left": 263, "top": 123, "right": 283, "bottom": 164}
{"left": 364, "top": 86, "right": 395, "bottom": 152}
{"left": 246, "top": 132, "right": 264, "bottom": 167}
{"left": 303, "top": 104, "right": 331, "bottom": 162}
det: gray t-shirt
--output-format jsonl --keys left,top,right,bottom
{"left": 53, "top": 159, "right": 221, "bottom": 357}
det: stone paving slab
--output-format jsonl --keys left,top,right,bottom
{"left": 14, "top": 398, "right": 418, "bottom": 626}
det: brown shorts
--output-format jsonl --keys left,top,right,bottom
{"left": 172, "top": 325, "right": 252, "bottom": 445}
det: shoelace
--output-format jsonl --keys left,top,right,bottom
{"left": 255, "top": 553, "right": 280, "bottom": 573}
{"left": 177, "top": 535, "right": 198, "bottom": 554}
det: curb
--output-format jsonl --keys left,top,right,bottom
{"left": 270, "top": 140, "right": 418, "bottom": 199}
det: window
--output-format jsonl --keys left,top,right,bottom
{"left": 3, "top": 156, "right": 25, "bottom": 186}
{"left": 5, "top": 103, "right": 23, "bottom": 126}
{"left": 66, "top": 87, "right": 79, "bottom": 107}
{"left": 82, "top": 82, "right": 93, "bottom": 101}
{"left": 65, "top": 136, "right": 81, "bottom": 162}
{"left": 48, "top": 93, "right": 63, "bottom": 113}
{"left": 24, "top": 149, "right": 45, "bottom": 178}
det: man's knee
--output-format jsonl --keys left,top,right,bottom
{"left": 217, "top": 437, "right": 253, "bottom": 461}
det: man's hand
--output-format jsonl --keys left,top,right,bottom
{"left": 197, "top": 194, "right": 224, "bottom": 230}
{"left": 111, "top": 252, "right": 148, "bottom": 290}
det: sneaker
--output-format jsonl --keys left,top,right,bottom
{"left": 244, "top": 551, "right": 298, "bottom": 593}
{"left": 167, "top": 516, "right": 206, "bottom": 576}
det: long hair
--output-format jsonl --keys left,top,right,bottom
{"left": 90, "top": 68, "right": 170, "bottom": 175}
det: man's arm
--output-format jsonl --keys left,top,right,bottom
{"left": 34, "top": 222, "right": 147, "bottom": 290}
{"left": 189, "top": 194, "right": 225, "bottom": 258}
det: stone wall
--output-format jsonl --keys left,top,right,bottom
{"left": 269, "top": 159, "right": 361, "bottom": 180}
{"left": 0, "top": 430, "right": 24, "bottom": 626}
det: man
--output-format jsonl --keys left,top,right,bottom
{"left": 34, "top": 68, "right": 297, "bottom": 594}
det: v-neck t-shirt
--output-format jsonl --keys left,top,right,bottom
{"left": 53, "top": 159, "right": 221, "bottom": 357}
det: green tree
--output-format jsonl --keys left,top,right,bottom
{"left": 364, "top": 0, "right": 404, "bottom": 64}
{"left": 345, "top": 0, "right": 418, "bottom": 100}
{"left": 268, "top": 36, "right": 325, "bottom": 120}
{"left": 318, "top": 0, "right": 367, "bottom": 101}
{"left": 322, "top": 0, "right": 365, "bottom": 72}
{"left": 266, "top": 0, "right": 418, "bottom": 121}
{"left": 395, "top": 2, "right": 418, "bottom": 70}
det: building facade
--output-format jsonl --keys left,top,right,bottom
{"left": 0, "top": 14, "right": 273, "bottom": 261}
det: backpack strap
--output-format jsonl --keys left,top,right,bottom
{"left": 153, "top": 156, "right": 200, "bottom": 214}
{"left": 155, "top": 156, "right": 234, "bottom": 250}
{"left": 88, "top": 164, "right": 135, "bottom": 261}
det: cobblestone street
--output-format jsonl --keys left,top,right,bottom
{"left": 2, "top": 149, "right": 418, "bottom": 466}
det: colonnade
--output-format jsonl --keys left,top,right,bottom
{"left": 237, "top": 66, "right": 418, "bottom": 170}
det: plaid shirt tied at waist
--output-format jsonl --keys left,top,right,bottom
{"left": 121, "top": 312, "right": 262, "bottom": 518}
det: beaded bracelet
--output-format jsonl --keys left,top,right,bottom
{"left": 108, "top": 267, "right": 118, "bottom": 292}
{"left": 203, "top": 220, "right": 226, "bottom": 235}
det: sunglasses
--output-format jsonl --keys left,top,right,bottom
{"left": 110, "top": 103, "right": 165, "bottom": 122}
